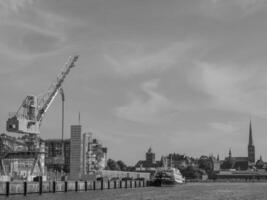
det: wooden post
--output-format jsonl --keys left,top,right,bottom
{"left": 85, "top": 181, "right": 87, "bottom": 191}
{"left": 125, "top": 180, "right": 127, "bottom": 189}
{"left": 130, "top": 180, "right": 132, "bottom": 188}
{"left": 53, "top": 181, "right": 56, "bottom": 193}
{"left": 120, "top": 180, "right": 122, "bottom": 188}
{"left": 108, "top": 180, "right": 110, "bottom": 189}
{"left": 139, "top": 180, "right": 141, "bottom": 187}
{"left": 6, "top": 182, "right": 9, "bottom": 197}
{"left": 24, "top": 181, "right": 27, "bottom": 196}
{"left": 134, "top": 180, "right": 137, "bottom": 188}
{"left": 114, "top": 180, "right": 116, "bottom": 189}
{"left": 143, "top": 179, "right": 145, "bottom": 187}
{"left": 101, "top": 179, "right": 104, "bottom": 190}
{"left": 75, "top": 181, "right": 78, "bottom": 192}
{"left": 93, "top": 181, "right": 96, "bottom": 190}
{"left": 39, "top": 176, "right": 43, "bottom": 195}
{"left": 65, "top": 181, "right": 68, "bottom": 192}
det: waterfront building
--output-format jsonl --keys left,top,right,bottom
{"left": 44, "top": 139, "right": 70, "bottom": 173}
{"left": 82, "top": 133, "right": 107, "bottom": 174}
{"left": 0, "top": 133, "right": 46, "bottom": 181}
{"left": 45, "top": 128, "right": 107, "bottom": 180}
{"left": 198, "top": 155, "right": 220, "bottom": 174}
{"left": 69, "top": 125, "right": 82, "bottom": 180}
{"left": 135, "top": 147, "right": 161, "bottom": 171}
{"left": 221, "top": 120, "right": 256, "bottom": 170}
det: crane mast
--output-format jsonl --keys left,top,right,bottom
{"left": 6, "top": 55, "right": 79, "bottom": 135}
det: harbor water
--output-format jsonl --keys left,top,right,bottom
{"left": 3, "top": 182, "right": 267, "bottom": 200}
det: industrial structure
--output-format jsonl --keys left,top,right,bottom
{"left": 0, "top": 56, "right": 79, "bottom": 181}
{"left": 82, "top": 132, "right": 107, "bottom": 173}
{"left": 69, "top": 125, "right": 108, "bottom": 180}
{"left": 45, "top": 139, "right": 70, "bottom": 173}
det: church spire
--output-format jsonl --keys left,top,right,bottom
{"left": 248, "top": 119, "right": 255, "bottom": 163}
{"left": 249, "top": 120, "right": 253, "bottom": 145}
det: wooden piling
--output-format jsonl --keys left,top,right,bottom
{"left": 75, "top": 181, "right": 78, "bottom": 192}
{"left": 24, "top": 181, "right": 27, "bottom": 196}
{"left": 5, "top": 182, "right": 9, "bottom": 197}
{"left": 52, "top": 181, "right": 56, "bottom": 193}
{"left": 64, "top": 181, "right": 68, "bottom": 192}
{"left": 85, "top": 181, "right": 88, "bottom": 191}
{"left": 39, "top": 177, "right": 43, "bottom": 195}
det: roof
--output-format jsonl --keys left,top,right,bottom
{"left": 135, "top": 160, "right": 161, "bottom": 168}
{"left": 232, "top": 157, "right": 248, "bottom": 161}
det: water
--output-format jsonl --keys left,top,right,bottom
{"left": 2, "top": 182, "right": 267, "bottom": 200}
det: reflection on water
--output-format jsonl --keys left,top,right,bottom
{"left": 4, "top": 182, "right": 267, "bottom": 200}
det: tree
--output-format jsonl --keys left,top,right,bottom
{"left": 106, "top": 159, "right": 120, "bottom": 171}
{"left": 117, "top": 160, "right": 127, "bottom": 171}
{"left": 198, "top": 156, "right": 213, "bottom": 174}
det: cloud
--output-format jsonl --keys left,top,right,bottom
{"left": 103, "top": 41, "right": 197, "bottom": 76}
{"left": 198, "top": 62, "right": 267, "bottom": 117}
{"left": 116, "top": 79, "right": 176, "bottom": 123}
{"left": 198, "top": 0, "right": 266, "bottom": 21}
{"left": 209, "top": 121, "right": 240, "bottom": 133}
{"left": 0, "top": 0, "right": 36, "bottom": 13}
{"left": 0, "top": 2, "right": 70, "bottom": 67}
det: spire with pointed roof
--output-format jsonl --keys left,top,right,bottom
{"left": 248, "top": 119, "right": 255, "bottom": 163}
{"left": 249, "top": 120, "right": 253, "bottom": 145}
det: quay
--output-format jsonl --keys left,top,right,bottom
{"left": 0, "top": 179, "right": 148, "bottom": 196}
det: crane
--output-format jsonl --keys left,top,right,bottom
{"left": 1, "top": 55, "right": 78, "bottom": 180}
{"left": 6, "top": 55, "right": 78, "bottom": 135}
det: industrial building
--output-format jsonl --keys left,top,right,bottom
{"left": 45, "top": 139, "right": 70, "bottom": 173}
{"left": 82, "top": 132, "right": 107, "bottom": 173}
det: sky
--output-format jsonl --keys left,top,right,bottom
{"left": 1, "top": 0, "right": 267, "bottom": 165}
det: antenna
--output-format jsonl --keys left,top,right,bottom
{"left": 78, "top": 112, "right": 81, "bottom": 125}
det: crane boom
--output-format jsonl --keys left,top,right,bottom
{"left": 6, "top": 55, "right": 79, "bottom": 134}
{"left": 36, "top": 55, "right": 78, "bottom": 123}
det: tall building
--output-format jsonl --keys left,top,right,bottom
{"left": 146, "top": 147, "right": 155, "bottom": 164}
{"left": 69, "top": 125, "right": 82, "bottom": 180}
{"left": 248, "top": 120, "right": 255, "bottom": 163}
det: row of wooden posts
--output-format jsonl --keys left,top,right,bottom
{"left": 5, "top": 179, "right": 147, "bottom": 196}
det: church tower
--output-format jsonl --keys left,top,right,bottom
{"left": 248, "top": 120, "right": 255, "bottom": 163}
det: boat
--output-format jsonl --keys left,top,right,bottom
{"left": 151, "top": 167, "right": 185, "bottom": 186}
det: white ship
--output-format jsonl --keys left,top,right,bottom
{"left": 151, "top": 167, "right": 185, "bottom": 186}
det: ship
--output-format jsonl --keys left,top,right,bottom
{"left": 151, "top": 167, "right": 185, "bottom": 186}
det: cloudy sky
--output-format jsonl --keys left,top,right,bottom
{"left": 1, "top": 0, "right": 267, "bottom": 165}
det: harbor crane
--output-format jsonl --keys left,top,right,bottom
{"left": 6, "top": 55, "right": 78, "bottom": 135}
{"left": 1, "top": 55, "right": 78, "bottom": 180}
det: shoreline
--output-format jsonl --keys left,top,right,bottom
{"left": 0, "top": 179, "right": 147, "bottom": 197}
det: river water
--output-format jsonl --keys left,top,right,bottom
{"left": 3, "top": 182, "right": 267, "bottom": 200}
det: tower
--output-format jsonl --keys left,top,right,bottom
{"left": 248, "top": 120, "right": 255, "bottom": 163}
{"left": 70, "top": 125, "right": 82, "bottom": 180}
{"left": 146, "top": 147, "right": 155, "bottom": 164}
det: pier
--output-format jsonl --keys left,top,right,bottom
{"left": 0, "top": 179, "right": 148, "bottom": 196}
